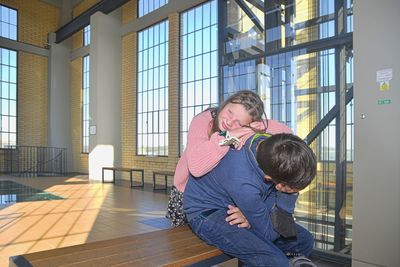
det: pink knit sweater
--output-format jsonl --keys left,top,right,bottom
{"left": 173, "top": 110, "right": 292, "bottom": 192}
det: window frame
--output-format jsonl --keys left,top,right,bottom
{"left": 179, "top": 0, "right": 219, "bottom": 154}
{"left": 0, "top": 4, "right": 18, "bottom": 41}
{"left": 83, "top": 25, "right": 90, "bottom": 46}
{"left": 81, "top": 54, "right": 90, "bottom": 154}
{"left": 138, "top": 0, "right": 168, "bottom": 18}
{"left": 136, "top": 19, "right": 169, "bottom": 157}
{"left": 0, "top": 47, "right": 18, "bottom": 150}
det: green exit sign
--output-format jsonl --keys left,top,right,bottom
{"left": 377, "top": 99, "right": 391, "bottom": 105}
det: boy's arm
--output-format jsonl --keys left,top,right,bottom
{"left": 225, "top": 178, "right": 298, "bottom": 240}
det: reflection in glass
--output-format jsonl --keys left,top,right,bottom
{"left": 0, "top": 180, "right": 63, "bottom": 207}
{"left": 223, "top": 0, "right": 265, "bottom": 64}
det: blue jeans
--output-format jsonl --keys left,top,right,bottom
{"left": 188, "top": 209, "right": 314, "bottom": 267}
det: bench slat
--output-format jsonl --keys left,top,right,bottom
{"left": 103, "top": 167, "right": 142, "bottom": 172}
{"left": 30, "top": 230, "right": 200, "bottom": 266}
{"left": 12, "top": 226, "right": 228, "bottom": 267}
{"left": 153, "top": 171, "right": 175, "bottom": 176}
{"left": 21, "top": 227, "right": 192, "bottom": 261}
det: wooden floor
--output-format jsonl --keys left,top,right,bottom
{"left": 0, "top": 175, "right": 171, "bottom": 267}
{"left": 0, "top": 175, "right": 342, "bottom": 267}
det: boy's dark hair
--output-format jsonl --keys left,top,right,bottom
{"left": 256, "top": 133, "right": 317, "bottom": 189}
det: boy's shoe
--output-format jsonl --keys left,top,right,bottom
{"left": 286, "top": 253, "right": 318, "bottom": 267}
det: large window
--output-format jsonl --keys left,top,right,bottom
{"left": 137, "top": 20, "right": 169, "bottom": 156}
{"left": 83, "top": 25, "right": 90, "bottom": 46}
{"left": 0, "top": 6, "right": 17, "bottom": 149}
{"left": 138, "top": 0, "right": 168, "bottom": 17}
{"left": 180, "top": 0, "right": 218, "bottom": 152}
{"left": 82, "top": 55, "right": 90, "bottom": 153}
{"left": 0, "top": 48, "right": 17, "bottom": 148}
{"left": 0, "top": 5, "right": 17, "bottom": 40}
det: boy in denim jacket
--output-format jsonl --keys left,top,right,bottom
{"left": 184, "top": 133, "right": 317, "bottom": 267}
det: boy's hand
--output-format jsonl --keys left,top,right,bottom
{"left": 226, "top": 205, "right": 251, "bottom": 228}
{"left": 275, "top": 183, "right": 300, "bottom": 194}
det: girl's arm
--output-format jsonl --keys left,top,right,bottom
{"left": 232, "top": 119, "right": 292, "bottom": 149}
{"left": 186, "top": 111, "right": 229, "bottom": 177}
{"left": 251, "top": 119, "right": 292, "bottom": 134}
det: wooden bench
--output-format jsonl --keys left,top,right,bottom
{"left": 9, "top": 226, "right": 234, "bottom": 267}
{"left": 102, "top": 167, "right": 144, "bottom": 188}
{"left": 153, "top": 171, "right": 175, "bottom": 191}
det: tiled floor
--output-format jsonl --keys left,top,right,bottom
{"left": 0, "top": 175, "right": 344, "bottom": 267}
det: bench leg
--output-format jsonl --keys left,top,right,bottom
{"left": 130, "top": 171, "right": 133, "bottom": 187}
{"left": 164, "top": 175, "right": 168, "bottom": 190}
{"left": 102, "top": 169, "right": 114, "bottom": 184}
{"left": 153, "top": 173, "right": 157, "bottom": 190}
{"left": 131, "top": 170, "right": 145, "bottom": 188}
{"left": 153, "top": 174, "right": 168, "bottom": 191}
{"left": 153, "top": 174, "right": 170, "bottom": 191}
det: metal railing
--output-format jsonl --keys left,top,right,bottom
{"left": 3, "top": 145, "right": 66, "bottom": 176}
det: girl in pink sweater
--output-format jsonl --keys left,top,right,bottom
{"left": 167, "top": 91, "right": 292, "bottom": 226}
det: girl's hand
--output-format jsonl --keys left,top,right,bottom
{"left": 226, "top": 205, "right": 251, "bottom": 228}
{"left": 228, "top": 127, "right": 254, "bottom": 140}
{"left": 226, "top": 127, "right": 255, "bottom": 149}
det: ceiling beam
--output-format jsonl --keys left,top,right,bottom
{"left": 55, "top": 0, "right": 130, "bottom": 43}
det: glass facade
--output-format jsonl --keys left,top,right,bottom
{"left": 83, "top": 25, "right": 90, "bottom": 46}
{"left": 138, "top": 0, "right": 168, "bottom": 17}
{"left": 137, "top": 20, "right": 169, "bottom": 156}
{"left": 220, "top": 0, "right": 353, "bottom": 256}
{"left": 0, "top": 5, "right": 17, "bottom": 40}
{"left": 180, "top": 0, "right": 218, "bottom": 152}
{"left": 82, "top": 55, "right": 90, "bottom": 153}
{"left": 0, "top": 49, "right": 17, "bottom": 149}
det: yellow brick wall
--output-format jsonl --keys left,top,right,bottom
{"left": 119, "top": 13, "right": 181, "bottom": 185}
{"left": 70, "top": 58, "right": 88, "bottom": 173}
{"left": 72, "top": 0, "right": 100, "bottom": 17}
{"left": 18, "top": 52, "right": 48, "bottom": 146}
{"left": 71, "top": 0, "right": 100, "bottom": 51}
{"left": 122, "top": 0, "right": 136, "bottom": 24}
{"left": 168, "top": 13, "right": 180, "bottom": 159}
{"left": 72, "top": 30, "right": 84, "bottom": 51}
{"left": 121, "top": 33, "right": 135, "bottom": 168}
{"left": 0, "top": 0, "right": 60, "bottom": 47}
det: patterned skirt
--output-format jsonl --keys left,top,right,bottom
{"left": 166, "top": 186, "right": 188, "bottom": 227}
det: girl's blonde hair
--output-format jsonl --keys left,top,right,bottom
{"left": 211, "top": 90, "right": 267, "bottom": 134}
